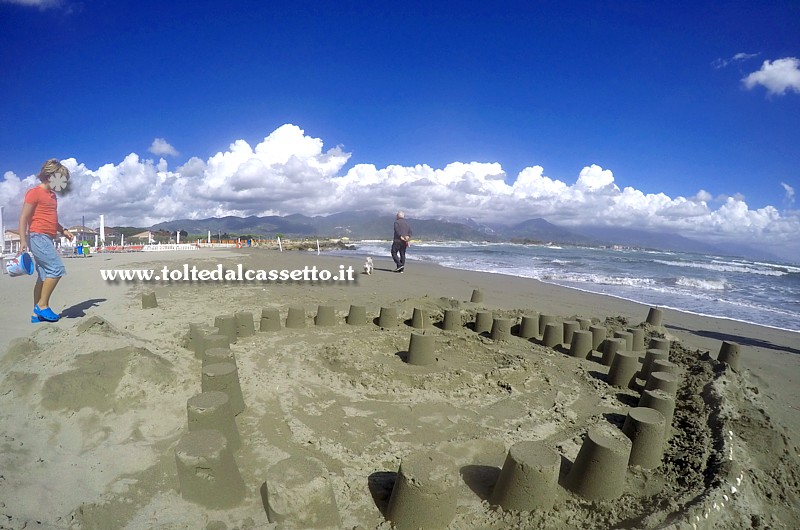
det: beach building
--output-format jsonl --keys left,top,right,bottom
{"left": 3, "top": 229, "right": 21, "bottom": 254}
{"left": 132, "top": 230, "right": 155, "bottom": 244}
{"left": 67, "top": 225, "right": 97, "bottom": 244}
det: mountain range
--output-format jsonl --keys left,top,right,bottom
{"left": 150, "top": 210, "right": 779, "bottom": 261}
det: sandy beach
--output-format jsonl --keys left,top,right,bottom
{"left": 1, "top": 248, "right": 798, "bottom": 529}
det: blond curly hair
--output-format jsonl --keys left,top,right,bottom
{"left": 37, "top": 158, "right": 70, "bottom": 182}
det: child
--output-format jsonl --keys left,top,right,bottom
{"left": 18, "top": 159, "right": 74, "bottom": 322}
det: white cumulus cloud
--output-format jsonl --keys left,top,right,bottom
{"left": 742, "top": 57, "right": 800, "bottom": 95}
{"left": 148, "top": 138, "right": 179, "bottom": 157}
{"left": 693, "top": 190, "right": 713, "bottom": 203}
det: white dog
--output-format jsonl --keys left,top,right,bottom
{"left": 363, "top": 256, "right": 374, "bottom": 275}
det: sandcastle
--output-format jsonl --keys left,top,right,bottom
{"left": 141, "top": 291, "right": 158, "bottom": 309}
{"left": 174, "top": 429, "right": 246, "bottom": 509}
{"left": 377, "top": 306, "right": 399, "bottom": 327}
{"left": 386, "top": 451, "right": 459, "bottom": 529}
{"left": 166, "top": 295, "right": 746, "bottom": 527}
{"left": 490, "top": 441, "right": 560, "bottom": 511}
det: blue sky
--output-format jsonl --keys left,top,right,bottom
{"left": 1, "top": 0, "right": 799, "bottom": 259}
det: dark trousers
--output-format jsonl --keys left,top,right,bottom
{"left": 391, "top": 240, "right": 407, "bottom": 268}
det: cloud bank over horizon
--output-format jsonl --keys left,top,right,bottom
{"left": 2, "top": 124, "right": 799, "bottom": 259}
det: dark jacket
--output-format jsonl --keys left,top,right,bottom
{"left": 393, "top": 219, "right": 412, "bottom": 242}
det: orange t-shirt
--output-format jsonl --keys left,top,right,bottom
{"left": 24, "top": 186, "right": 59, "bottom": 238}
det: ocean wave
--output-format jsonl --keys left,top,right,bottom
{"left": 353, "top": 244, "right": 390, "bottom": 256}
{"left": 675, "top": 277, "right": 729, "bottom": 291}
{"left": 748, "top": 260, "right": 800, "bottom": 274}
{"left": 411, "top": 241, "right": 479, "bottom": 248}
{"left": 543, "top": 272, "right": 658, "bottom": 288}
{"left": 653, "top": 259, "right": 787, "bottom": 276}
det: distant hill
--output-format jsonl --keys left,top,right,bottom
{"left": 150, "top": 211, "right": 776, "bottom": 260}
{"left": 571, "top": 225, "right": 781, "bottom": 261}
{"left": 572, "top": 225, "right": 715, "bottom": 253}
{"left": 153, "top": 211, "right": 502, "bottom": 241}
{"left": 499, "top": 218, "right": 596, "bottom": 245}
{"left": 152, "top": 215, "right": 315, "bottom": 236}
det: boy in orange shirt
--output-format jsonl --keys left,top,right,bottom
{"left": 18, "top": 159, "right": 74, "bottom": 322}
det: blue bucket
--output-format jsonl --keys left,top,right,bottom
{"left": 6, "top": 252, "right": 35, "bottom": 277}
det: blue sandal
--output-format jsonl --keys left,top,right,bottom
{"left": 34, "top": 305, "right": 60, "bottom": 322}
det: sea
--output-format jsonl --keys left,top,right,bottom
{"left": 330, "top": 241, "right": 800, "bottom": 333}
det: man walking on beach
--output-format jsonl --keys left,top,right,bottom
{"left": 18, "top": 159, "right": 74, "bottom": 322}
{"left": 391, "top": 211, "right": 412, "bottom": 273}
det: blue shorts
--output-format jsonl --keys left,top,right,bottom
{"left": 29, "top": 232, "right": 66, "bottom": 281}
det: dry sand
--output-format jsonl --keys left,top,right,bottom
{"left": 0, "top": 248, "right": 798, "bottom": 529}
